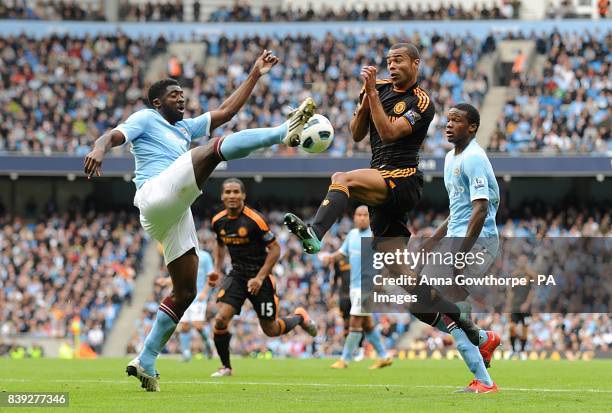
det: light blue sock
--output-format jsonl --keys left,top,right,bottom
{"left": 180, "top": 331, "right": 192, "bottom": 356}
{"left": 219, "top": 123, "right": 288, "bottom": 160}
{"left": 435, "top": 314, "right": 488, "bottom": 347}
{"left": 451, "top": 327, "right": 493, "bottom": 386}
{"left": 138, "top": 311, "right": 177, "bottom": 375}
{"left": 341, "top": 331, "right": 362, "bottom": 362}
{"left": 365, "top": 329, "right": 388, "bottom": 359}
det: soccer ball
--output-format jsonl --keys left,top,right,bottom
{"left": 300, "top": 114, "right": 334, "bottom": 154}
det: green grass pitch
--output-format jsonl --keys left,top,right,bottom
{"left": 1, "top": 358, "right": 611, "bottom": 412}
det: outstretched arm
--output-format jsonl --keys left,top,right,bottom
{"left": 83, "top": 130, "right": 126, "bottom": 178}
{"left": 209, "top": 50, "right": 279, "bottom": 131}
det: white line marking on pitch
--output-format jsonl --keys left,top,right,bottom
{"left": 1, "top": 378, "right": 611, "bottom": 393}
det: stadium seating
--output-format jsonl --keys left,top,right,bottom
{"left": 0, "top": 211, "right": 146, "bottom": 353}
{"left": 490, "top": 30, "right": 610, "bottom": 154}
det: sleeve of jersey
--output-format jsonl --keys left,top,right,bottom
{"left": 184, "top": 112, "right": 212, "bottom": 140}
{"left": 113, "top": 110, "right": 149, "bottom": 144}
{"left": 211, "top": 220, "right": 222, "bottom": 243}
{"left": 339, "top": 235, "right": 350, "bottom": 257}
{"left": 463, "top": 154, "right": 490, "bottom": 202}
{"left": 402, "top": 93, "right": 435, "bottom": 134}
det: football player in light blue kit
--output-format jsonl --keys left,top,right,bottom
{"left": 83, "top": 50, "right": 316, "bottom": 391}
{"left": 423, "top": 103, "right": 501, "bottom": 393}
{"left": 321, "top": 206, "right": 392, "bottom": 370}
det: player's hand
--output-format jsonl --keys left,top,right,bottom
{"left": 252, "top": 49, "right": 279, "bottom": 77}
{"left": 83, "top": 147, "right": 105, "bottom": 179}
{"left": 359, "top": 93, "right": 370, "bottom": 111}
{"left": 247, "top": 277, "right": 263, "bottom": 295}
{"left": 361, "top": 66, "right": 378, "bottom": 94}
{"left": 207, "top": 271, "right": 222, "bottom": 287}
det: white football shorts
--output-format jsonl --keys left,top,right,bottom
{"left": 133, "top": 150, "right": 202, "bottom": 264}
{"left": 350, "top": 288, "right": 371, "bottom": 316}
{"left": 180, "top": 299, "right": 207, "bottom": 323}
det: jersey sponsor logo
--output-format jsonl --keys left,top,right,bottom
{"left": 322, "top": 199, "right": 330, "bottom": 206}
{"left": 165, "top": 131, "right": 187, "bottom": 149}
{"left": 221, "top": 236, "right": 250, "bottom": 245}
{"left": 238, "top": 227, "right": 248, "bottom": 237}
{"left": 393, "top": 101, "right": 407, "bottom": 114}
{"left": 473, "top": 177, "right": 485, "bottom": 189}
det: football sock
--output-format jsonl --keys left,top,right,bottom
{"left": 213, "top": 332, "right": 232, "bottom": 369}
{"left": 311, "top": 185, "right": 349, "bottom": 239}
{"left": 199, "top": 327, "right": 213, "bottom": 357}
{"left": 341, "top": 331, "right": 362, "bottom": 362}
{"left": 520, "top": 338, "right": 527, "bottom": 352}
{"left": 278, "top": 315, "right": 303, "bottom": 335}
{"left": 218, "top": 123, "right": 288, "bottom": 160}
{"left": 450, "top": 325, "right": 493, "bottom": 386}
{"left": 180, "top": 331, "right": 192, "bottom": 356}
{"left": 138, "top": 310, "right": 177, "bottom": 375}
{"left": 365, "top": 329, "right": 388, "bottom": 359}
{"left": 510, "top": 335, "right": 518, "bottom": 352}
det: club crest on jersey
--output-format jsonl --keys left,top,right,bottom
{"left": 453, "top": 168, "right": 460, "bottom": 176}
{"left": 393, "top": 101, "right": 407, "bottom": 114}
{"left": 178, "top": 127, "right": 189, "bottom": 137}
{"left": 238, "top": 227, "right": 248, "bottom": 237}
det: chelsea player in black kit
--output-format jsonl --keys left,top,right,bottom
{"left": 284, "top": 43, "right": 481, "bottom": 342}
{"left": 208, "top": 178, "right": 317, "bottom": 377}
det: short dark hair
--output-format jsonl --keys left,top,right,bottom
{"left": 222, "top": 178, "right": 246, "bottom": 194}
{"left": 390, "top": 43, "right": 420, "bottom": 60}
{"left": 148, "top": 78, "right": 179, "bottom": 106}
{"left": 451, "top": 103, "right": 480, "bottom": 132}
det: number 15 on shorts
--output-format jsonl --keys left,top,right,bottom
{"left": 260, "top": 302, "right": 274, "bottom": 317}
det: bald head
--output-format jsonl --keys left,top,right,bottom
{"left": 354, "top": 205, "right": 370, "bottom": 230}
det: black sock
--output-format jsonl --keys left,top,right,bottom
{"left": 311, "top": 185, "right": 349, "bottom": 239}
{"left": 213, "top": 332, "right": 232, "bottom": 369}
{"left": 279, "top": 315, "right": 303, "bottom": 334}
{"left": 520, "top": 338, "right": 527, "bottom": 352}
{"left": 510, "top": 335, "right": 518, "bottom": 352}
{"left": 358, "top": 334, "right": 365, "bottom": 348}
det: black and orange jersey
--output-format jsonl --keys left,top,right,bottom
{"left": 333, "top": 257, "right": 351, "bottom": 297}
{"left": 359, "top": 80, "right": 435, "bottom": 169}
{"left": 211, "top": 205, "right": 276, "bottom": 278}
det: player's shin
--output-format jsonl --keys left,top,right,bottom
{"left": 213, "top": 328, "right": 232, "bottom": 369}
{"left": 341, "top": 330, "right": 363, "bottom": 362}
{"left": 139, "top": 297, "right": 183, "bottom": 375}
{"left": 218, "top": 123, "right": 288, "bottom": 160}
{"left": 277, "top": 316, "right": 302, "bottom": 335}
{"left": 450, "top": 326, "right": 494, "bottom": 386}
{"left": 311, "top": 184, "right": 350, "bottom": 239}
{"left": 364, "top": 329, "right": 388, "bottom": 359}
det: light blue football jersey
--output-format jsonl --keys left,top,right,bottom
{"left": 114, "top": 109, "right": 211, "bottom": 189}
{"left": 196, "top": 249, "right": 213, "bottom": 295}
{"left": 340, "top": 227, "right": 372, "bottom": 290}
{"left": 444, "top": 139, "right": 500, "bottom": 241}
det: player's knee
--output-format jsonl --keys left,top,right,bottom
{"left": 261, "top": 322, "right": 279, "bottom": 337}
{"left": 214, "top": 318, "right": 228, "bottom": 332}
{"left": 176, "top": 288, "right": 197, "bottom": 307}
{"left": 331, "top": 172, "right": 349, "bottom": 186}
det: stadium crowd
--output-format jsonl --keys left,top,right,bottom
{"left": 489, "top": 30, "right": 610, "bottom": 154}
{"left": 129, "top": 200, "right": 611, "bottom": 358}
{"left": 0, "top": 30, "right": 489, "bottom": 157}
{"left": 1, "top": 28, "right": 608, "bottom": 157}
{"left": 0, "top": 1, "right": 519, "bottom": 22}
{"left": 0, "top": 209, "right": 146, "bottom": 354}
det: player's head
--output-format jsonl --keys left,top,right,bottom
{"left": 353, "top": 205, "right": 370, "bottom": 230}
{"left": 221, "top": 178, "right": 246, "bottom": 211}
{"left": 148, "top": 78, "right": 185, "bottom": 124}
{"left": 446, "top": 103, "right": 480, "bottom": 145}
{"left": 387, "top": 43, "right": 420, "bottom": 87}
